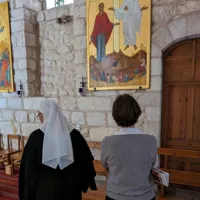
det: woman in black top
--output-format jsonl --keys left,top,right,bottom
{"left": 19, "top": 100, "right": 96, "bottom": 200}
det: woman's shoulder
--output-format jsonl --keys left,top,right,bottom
{"left": 102, "top": 134, "right": 157, "bottom": 144}
{"left": 139, "top": 134, "right": 157, "bottom": 151}
{"left": 101, "top": 135, "right": 113, "bottom": 149}
{"left": 142, "top": 134, "right": 157, "bottom": 143}
{"left": 130, "top": 134, "right": 157, "bottom": 146}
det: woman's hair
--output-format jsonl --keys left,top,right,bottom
{"left": 112, "top": 94, "right": 142, "bottom": 127}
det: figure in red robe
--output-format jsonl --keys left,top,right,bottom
{"left": 90, "top": 3, "right": 119, "bottom": 62}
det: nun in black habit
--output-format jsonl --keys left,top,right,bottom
{"left": 19, "top": 99, "right": 97, "bottom": 200}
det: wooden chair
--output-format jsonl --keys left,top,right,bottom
{"left": 82, "top": 142, "right": 107, "bottom": 200}
{"left": 0, "top": 133, "right": 3, "bottom": 150}
{"left": 0, "top": 135, "right": 21, "bottom": 171}
{"left": 0, "top": 133, "right": 3, "bottom": 158}
{"left": 0, "top": 133, "right": 7, "bottom": 166}
{"left": 158, "top": 148, "right": 200, "bottom": 198}
{"left": 11, "top": 136, "right": 29, "bottom": 171}
{"left": 7, "top": 134, "right": 21, "bottom": 152}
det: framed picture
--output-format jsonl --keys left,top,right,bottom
{"left": 87, "top": 0, "right": 151, "bottom": 91}
{"left": 0, "top": 2, "right": 14, "bottom": 92}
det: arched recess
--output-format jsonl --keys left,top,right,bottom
{"left": 151, "top": 12, "right": 200, "bottom": 148}
{"left": 161, "top": 38, "right": 200, "bottom": 171}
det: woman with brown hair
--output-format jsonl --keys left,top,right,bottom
{"left": 101, "top": 94, "right": 157, "bottom": 200}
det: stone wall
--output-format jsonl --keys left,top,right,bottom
{"left": 0, "top": 0, "right": 43, "bottom": 97}
{"left": 0, "top": 97, "right": 41, "bottom": 148}
{"left": 38, "top": 4, "right": 75, "bottom": 97}
{"left": 1, "top": 0, "right": 200, "bottom": 152}
{"left": 34, "top": 2, "right": 161, "bottom": 143}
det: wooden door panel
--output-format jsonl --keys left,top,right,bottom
{"left": 167, "top": 86, "right": 187, "bottom": 141}
{"left": 163, "top": 86, "right": 195, "bottom": 146}
{"left": 185, "top": 86, "right": 194, "bottom": 141}
{"left": 167, "top": 140, "right": 200, "bottom": 149}
{"left": 163, "top": 58, "right": 193, "bottom": 82}
{"left": 196, "top": 40, "right": 200, "bottom": 69}
{"left": 196, "top": 40, "right": 200, "bottom": 56}
{"left": 162, "top": 39, "right": 200, "bottom": 174}
{"left": 191, "top": 162, "right": 200, "bottom": 173}
{"left": 195, "top": 40, "right": 200, "bottom": 80}
{"left": 167, "top": 41, "right": 193, "bottom": 57}
{"left": 195, "top": 59, "right": 200, "bottom": 80}
{"left": 195, "top": 57, "right": 200, "bottom": 82}
{"left": 161, "top": 85, "right": 169, "bottom": 147}
{"left": 193, "top": 85, "right": 200, "bottom": 141}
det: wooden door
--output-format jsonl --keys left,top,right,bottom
{"left": 162, "top": 39, "right": 200, "bottom": 173}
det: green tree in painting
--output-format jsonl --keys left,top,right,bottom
{"left": 56, "top": 0, "right": 64, "bottom": 6}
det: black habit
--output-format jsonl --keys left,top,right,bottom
{"left": 19, "top": 129, "right": 97, "bottom": 200}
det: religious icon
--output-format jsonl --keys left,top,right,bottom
{"left": 0, "top": 2, "right": 14, "bottom": 92}
{"left": 87, "top": 0, "right": 151, "bottom": 90}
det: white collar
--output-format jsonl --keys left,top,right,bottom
{"left": 114, "top": 128, "right": 142, "bottom": 136}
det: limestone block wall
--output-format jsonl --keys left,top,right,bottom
{"left": 34, "top": 3, "right": 161, "bottom": 143}
{"left": 1, "top": 0, "right": 200, "bottom": 153}
{"left": 38, "top": 4, "right": 75, "bottom": 97}
{"left": 0, "top": 0, "right": 43, "bottom": 96}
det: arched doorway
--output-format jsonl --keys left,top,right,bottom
{"left": 161, "top": 39, "right": 200, "bottom": 172}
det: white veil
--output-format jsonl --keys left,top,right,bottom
{"left": 39, "top": 99, "right": 74, "bottom": 170}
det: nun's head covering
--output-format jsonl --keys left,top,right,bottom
{"left": 39, "top": 99, "right": 74, "bottom": 170}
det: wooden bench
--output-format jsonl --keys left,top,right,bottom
{"left": 82, "top": 142, "right": 107, "bottom": 200}
{"left": 158, "top": 148, "right": 200, "bottom": 198}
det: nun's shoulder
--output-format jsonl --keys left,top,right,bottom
{"left": 70, "top": 129, "right": 86, "bottom": 142}
{"left": 28, "top": 129, "right": 44, "bottom": 143}
{"left": 70, "top": 129, "right": 82, "bottom": 138}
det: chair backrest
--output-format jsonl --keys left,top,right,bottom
{"left": 87, "top": 142, "right": 107, "bottom": 177}
{"left": 20, "top": 136, "right": 29, "bottom": 152}
{"left": 0, "top": 133, "right": 3, "bottom": 150}
{"left": 7, "top": 134, "right": 21, "bottom": 151}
